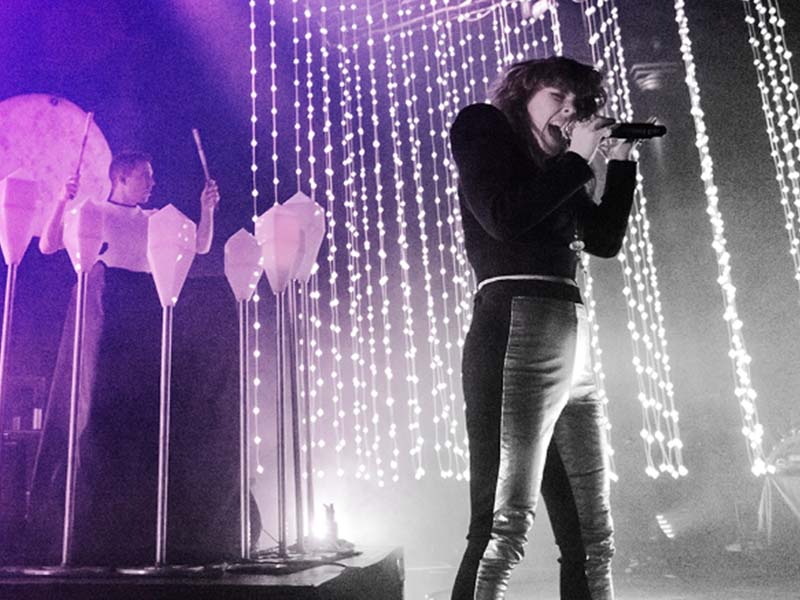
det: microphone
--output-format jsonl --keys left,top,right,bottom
{"left": 608, "top": 122, "right": 667, "bottom": 139}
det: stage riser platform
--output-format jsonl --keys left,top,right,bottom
{"left": 0, "top": 547, "right": 403, "bottom": 600}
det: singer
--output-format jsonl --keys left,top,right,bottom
{"left": 449, "top": 57, "right": 639, "bottom": 600}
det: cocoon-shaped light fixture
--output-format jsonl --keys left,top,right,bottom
{"left": 63, "top": 199, "right": 105, "bottom": 274}
{"left": 283, "top": 191, "right": 325, "bottom": 283}
{"left": 224, "top": 228, "right": 263, "bottom": 302}
{"left": 146, "top": 204, "right": 196, "bottom": 308}
{"left": 254, "top": 202, "right": 304, "bottom": 295}
{"left": 0, "top": 169, "right": 40, "bottom": 265}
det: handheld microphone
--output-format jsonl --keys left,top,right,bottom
{"left": 608, "top": 123, "right": 667, "bottom": 139}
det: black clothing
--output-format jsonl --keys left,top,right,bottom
{"left": 450, "top": 103, "right": 636, "bottom": 285}
{"left": 450, "top": 103, "right": 637, "bottom": 600}
{"left": 26, "top": 268, "right": 259, "bottom": 566}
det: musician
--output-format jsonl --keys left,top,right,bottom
{"left": 449, "top": 57, "right": 638, "bottom": 599}
{"left": 39, "top": 150, "right": 219, "bottom": 258}
{"left": 28, "top": 152, "right": 219, "bottom": 565}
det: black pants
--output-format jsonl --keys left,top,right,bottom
{"left": 452, "top": 282, "right": 614, "bottom": 600}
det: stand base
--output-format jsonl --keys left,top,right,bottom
{"left": 9, "top": 566, "right": 111, "bottom": 578}
{"left": 0, "top": 546, "right": 403, "bottom": 600}
{"left": 114, "top": 564, "right": 223, "bottom": 578}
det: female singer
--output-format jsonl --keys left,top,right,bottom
{"left": 449, "top": 56, "right": 638, "bottom": 600}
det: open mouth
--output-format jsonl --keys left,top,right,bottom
{"left": 548, "top": 124, "right": 567, "bottom": 142}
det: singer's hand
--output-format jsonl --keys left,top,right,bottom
{"left": 568, "top": 116, "right": 614, "bottom": 163}
{"left": 601, "top": 116, "right": 656, "bottom": 160}
{"left": 603, "top": 138, "right": 638, "bottom": 161}
{"left": 200, "top": 178, "right": 220, "bottom": 211}
{"left": 60, "top": 175, "right": 80, "bottom": 203}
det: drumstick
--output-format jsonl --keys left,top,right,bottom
{"left": 67, "top": 112, "right": 93, "bottom": 199}
{"left": 192, "top": 128, "right": 211, "bottom": 182}
{"left": 75, "top": 111, "right": 94, "bottom": 177}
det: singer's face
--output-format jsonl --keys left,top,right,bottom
{"left": 527, "top": 86, "right": 577, "bottom": 155}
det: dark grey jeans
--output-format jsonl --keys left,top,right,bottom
{"left": 452, "top": 283, "right": 614, "bottom": 600}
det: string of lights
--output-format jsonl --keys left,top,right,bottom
{"left": 742, "top": 0, "right": 800, "bottom": 293}
{"left": 348, "top": 1, "right": 385, "bottom": 485}
{"left": 247, "top": 0, "right": 690, "bottom": 483}
{"left": 247, "top": 0, "right": 266, "bottom": 478}
{"left": 396, "top": 6, "right": 455, "bottom": 479}
{"left": 582, "top": 0, "right": 685, "bottom": 479}
{"left": 318, "top": 0, "right": 346, "bottom": 477}
{"left": 439, "top": 7, "right": 474, "bottom": 346}
{"left": 421, "top": 7, "right": 467, "bottom": 480}
{"left": 380, "top": 1, "right": 426, "bottom": 480}
{"left": 336, "top": 3, "right": 373, "bottom": 481}
{"left": 363, "top": 0, "right": 401, "bottom": 486}
{"left": 674, "top": 0, "right": 768, "bottom": 475}
{"left": 299, "top": 0, "right": 326, "bottom": 483}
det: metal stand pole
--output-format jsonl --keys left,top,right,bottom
{"left": 0, "top": 262, "right": 18, "bottom": 480}
{"left": 116, "top": 302, "right": 208, "bottom": 577}
{"left": 300, "top": 281, "right": 315, "bottom": 532}
{"left": 155, "top": 305, "right": 173, "bottom": 566}
{"left": 61, "top": 269, "right": 88, "bottom": 566}
{"left": 239, "top": 300, "right": 251, "bottom": 560}
{"left": 276, "top": 293, "right": 287, "bottom": 557}
{"left": 287, "top": 285, "right": 305, "bottom": 553}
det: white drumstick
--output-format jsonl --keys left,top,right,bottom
{"left": 192, "top": 128, "right": 211, "bottom": 182}
{"left": 75, "top": 111, "right": 94, "bottom": 177}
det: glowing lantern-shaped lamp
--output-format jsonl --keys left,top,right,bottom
{"left": 0, "top": 170, "right": 41, "bottom": 529}
{"left": 282, "top": 191, "right": 324, "bottom": 538}
{"left": 224, "top": 228, "right": 263, "bottom": 302}
{"left": 254, "top": 202, "right": 302, "bottom": 556}
{"left": 254, "top": 202, "right": 304, "bottom": 295}
{"left": 223, "top": 228, "right": 263, "bottom": 560}
{"left": 62, "top": 199, "right": 105, "bottom": 274}
{"left": 59, "top": 197, "right": 106, "bottom": 565}
{"left": 147, "top": 204, "right": 197, "bottom": 308}
{"left": 283, "top": 191, "right": 325, "bottom": 283}
{"left": 0, "top": 169, "right": 39, "bottom": 266}
{"left": 254, "top": 193, "right": 325, "bottom": 558}
{"left": 146, "top": 204, "right": 197, "bottom": 567}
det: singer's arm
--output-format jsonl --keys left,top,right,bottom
{"left": 39, "top": 176, "right": 79, "bottom": 255}
{"left": 580, "top": 158, "right": 638, "bottom": 258}
{"left": 451, "top": 103, "right": 595, "bottom": 242}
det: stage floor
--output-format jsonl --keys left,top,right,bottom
{"left": 410, "top": 571, "right": 800, "bottom": 599}
{"left": 407, "top": 554, "right": 800, "bottom": 599}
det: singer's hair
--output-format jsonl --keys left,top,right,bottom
{"left": 490, "top": 56, "right": 606, "bottom": 163}
{"left": 109, "top": 150, "right": 153, "bottom": 183}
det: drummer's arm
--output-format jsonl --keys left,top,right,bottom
{"left": 39, "top": 176, "right": 79, "bottom": 254}
{"left": 195, "top": 179, "right": 219, "bottom": 255}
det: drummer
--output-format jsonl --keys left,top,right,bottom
{"left": 28, "top": 152, "right": 220, "bottom": 565}
{"left": 38, "top": 150, "right": 219, "bottom": 259}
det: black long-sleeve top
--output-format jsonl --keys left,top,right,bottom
{"left": 450, "top": 103, "right": 637, "bottom": 289}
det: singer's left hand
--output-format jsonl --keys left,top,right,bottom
{"left": 603, "top": 138, "right": 639, "bottom": 161}
{"left": 602, "top": 116, "right": 658, "bottom": 161}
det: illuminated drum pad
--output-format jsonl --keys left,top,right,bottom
{"left": 0, "top": 94, "right": 111, "bottom": 235}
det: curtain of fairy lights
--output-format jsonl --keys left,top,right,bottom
{"left": 251, "top": 0, "right": 688, "bottom": 484}
{"left": 742, "top": 0, "right": 800, "bottom": 291}
{"left": 580, "top": 0, "right": 686, "bottom": 480}
{"left": 672, "top": 0, "right": 769, "bottom": 475}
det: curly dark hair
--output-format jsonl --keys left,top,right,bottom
{"left": 490, "top": 56, "right": 607, "bottom": 162}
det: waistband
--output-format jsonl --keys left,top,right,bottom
{"left": 477, "top": 274, "right": 578, "bottom": 292}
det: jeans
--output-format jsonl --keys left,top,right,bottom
{"left": 452, "top": 283, "right": 614, "bottom": 600}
